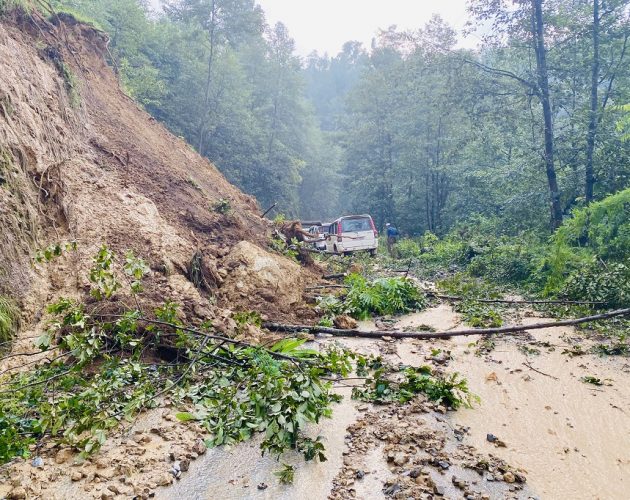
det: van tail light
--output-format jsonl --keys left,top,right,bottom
{"left": 369, "top": 218, "right": 378, "bottom": 237}
{"left": 337, "top": 222, "right": 342, "bottom": 242}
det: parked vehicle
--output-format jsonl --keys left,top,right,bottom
{"left": 307, "top": 224, "right": 329, "bottom": 250}
{"left": 325, "top": 215, "right": 378, "bottom": 256}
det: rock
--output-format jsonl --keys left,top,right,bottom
{"left": 179, "top": 459, "right": 191, "bottom": 472}
{"left": 504, "top": 472, "right": 516, "bottom": 483}
{"left": 257, "top": 483, "right": 268, "bottom": 490}
{"left": 31, "top": 456, "right": 44, "bottom": 468}
{"left": 486, "top": 433, "right": 498, "bottom": 443}
{"left": 334, "top": 315, "right": 358, "bottom": 330}
{"left": 393, "top": 453, "right": 408, "bottom": 466}
{"left": 55, "top": 448, "right": 74, "bottom": 464}
{"left": 107, "top": 484, "right": 121, "bottom": 495}
{"left": 434, "top": 485, "right": 446, "bottom": 496}
{"left": 355, "top": 470, "right": 365, "bottom": 479}
{"left": 7, "top": 487, "right": 27, "bottom": 499}
{"left": 409, "top": 468, "right": 422, "bottom": 479}
{"left": 192, "top": 439, "right": 206, "bottom": 456}
{"left": 383, "top": 483, "right": 401, "bottom": 496}
{"left": 157, "top": 473, "right": 173, "bottom": 487}
{"left": 71, "top": 471, "right": 83, "bottom": 482}
{"left": 101, "top": 493, "right": 114, "bottom": 500}
{"left": 437, "top": 460, "right": 450, "bottom": 470}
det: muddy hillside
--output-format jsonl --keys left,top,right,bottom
{"left": 0, "top": 10, "right": 315, "bottom": 337}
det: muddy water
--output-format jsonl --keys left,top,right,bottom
{"left": 396, "top": 308, "right": 630, "bottom": 500}
{"left": 161, "top": 305, "right": 630, "bottom": 499}
{"left": 158, "top": 387, "right": 358, "bottom": 500}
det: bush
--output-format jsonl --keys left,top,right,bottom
{"left": 561, "top": 259, "right": 630, "bottom": 308}
{"left": 553, "top": 188, "right": 630, "bottom": 262}
{"left": 396, "top": 238, "right": 421, "bottom": 259}
{"left": 467, "top": 240, "right": 540, "bottom": 286}
{"left": 343, "top": 274, "right": 427, "bottom": 320}
{"left": 540, "top": 189, "right": 630, "bottom": 296}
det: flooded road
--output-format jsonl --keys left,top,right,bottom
{"left": 396, "top": 307, "right": 630, "bottom": 500}
{"left": 159, "top": 304, "right": 630, "bottom": 499}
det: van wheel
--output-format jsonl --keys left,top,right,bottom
{"left": 369, "top": 249, "right": 377, "bottom": 257}
{"left": 343, "top": 252, "right": 351, "bottom": 257}
{"left": 333, "top": 245, "right": 338, "bottom": 254}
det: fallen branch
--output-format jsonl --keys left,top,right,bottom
{"left": 322, "top": 273, "right": 347, "bottom": 280}
{"left": 523, "top": 361, "right": 559, "bottom": 380}
{"left": 305, "top": 285, "right": 348, "bottom": 290}
{"left": 427, "top": 293, "right": 605, "bottom": 306}
{"left": 263, "top": 307, "right": 630, "bottom": 340}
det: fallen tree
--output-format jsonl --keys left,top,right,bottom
{"left": 263, "top": 307, "right": 630, "bottom": 340}
{"left": 425, "top": 293, "right": 605, "bottom": 306}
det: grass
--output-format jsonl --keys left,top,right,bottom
{"left": 0, "top": 296, "right": 18, "bottom": 344}
{"left": 0, "top": 0, "right": 31, "bottom": 15}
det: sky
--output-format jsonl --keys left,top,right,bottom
{"left": 149, "top": 0, "right": 478, "bottom": 57}
{"left": 256, "top": 0, "right": 476, "bottom": 56}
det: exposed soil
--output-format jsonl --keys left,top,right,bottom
{"left": 0, "top": 10, "right": 319, "bottom": 336}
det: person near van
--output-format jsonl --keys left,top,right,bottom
{"left": 385, "top": 223, "right": 399, "bottom": 257}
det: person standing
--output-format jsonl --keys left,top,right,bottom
{"left": 385, "top": 223, "right": 399, "bottom": 257}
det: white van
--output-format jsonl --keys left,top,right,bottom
{"left": 325, "top": 215, "right": 378, "bottom": 256}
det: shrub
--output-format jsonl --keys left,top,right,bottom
{"left": 396, "top": 238, "right": 421, "bottom": 259}
{"left": 561, "top": 259, "right": 630, "bottom": 308}
{"left": 343, "top": 274, "right": 427, "bottom": 320}
{"left": 0, "top": 296, "right": 18, "bottom": 344}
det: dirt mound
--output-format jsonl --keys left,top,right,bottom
{"left": 0, "top": 10, "right": 315, "bottom": 335}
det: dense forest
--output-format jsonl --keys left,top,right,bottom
{"left": 46, "top": 0, "right": 629, "bottom": 237}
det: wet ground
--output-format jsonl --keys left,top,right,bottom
{"left": 158, "top": 303, "right": 630, "bottom": 499}
{"left": 3, "top": 303, "right": 627, "bottom": 499}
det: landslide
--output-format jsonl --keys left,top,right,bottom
{"left": 0, "top": 9, "right": 316, "bottom": 345}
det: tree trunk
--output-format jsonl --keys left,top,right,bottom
{"left": 532, "top": 0, "right": 563, "bottom": 229}
{"left": 585, "top": 0, "right": 599, "bottom": 204}
{"left": 197, "top": 0, "right": 217, "bottom": 156}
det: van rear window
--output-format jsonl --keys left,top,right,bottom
{"left": 341, "top": 218, "right": 372, "bottom": 232}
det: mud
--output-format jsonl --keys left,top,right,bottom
{"left": 156, "top": 305, "right": 630, "bottom": 500}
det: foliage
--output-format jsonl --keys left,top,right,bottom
{"left": 233, "top": 310, "right": 262, "bottom": 328}
{"left": 34, "top": 240, "right": 78, "bottom": 263}
{"left": 212, "top": 198, "right": 232, "bottom": 215}
{"left": 0, "top": 0, "right": 30, "bottom": 15}
{"left": 580, "top": 376, "right": 611, "bottom": 386}
{"left": 88, "top": 244, "right": 120, "bottom": 299}
{"left": 0, "top": 296, "right": 18, "bottom": 344}
{"left": 269, "top": 235, "right": 300, "bottom": 262}
{"left": 437, "top": 274, "right": 505, "bottom": 327}
{"left": 455, "top": 301, "right": 503, "bottom": 328}
{"left": 395, "top": 238, "right": 421, "bottom": 259}
{"left": 352, "top": 364, "right": 476, "bottom": 410}
{"left": 274, "top": 463, "right": 295, "bottom": 484}
{"left": 342, "top": 273, "right": 427, "bottom": 320}
{"left": 561, "top": 259, "right": 630, "bottom": 309}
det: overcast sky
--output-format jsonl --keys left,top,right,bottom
{"left": 256, "top": 0, "right": 476, "bottom": 56}
{"left": 149, "top": 0, "right": 477, "bottom": 57}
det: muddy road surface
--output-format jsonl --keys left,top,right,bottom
{"left": 159, "top": 303, "right": 629, "bottom": 499}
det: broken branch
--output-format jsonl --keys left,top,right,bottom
{"left": 263, "top": 307, "right": 630, "bottom": 340}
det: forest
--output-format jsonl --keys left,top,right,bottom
{"left": 43, "top": 0, "right": 629, "bottom": 233}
